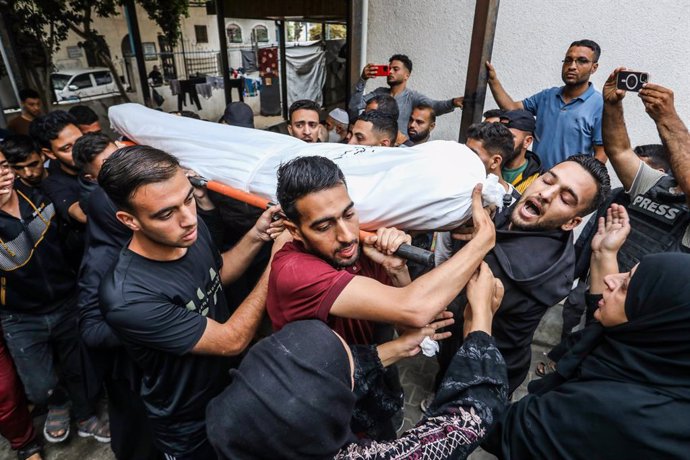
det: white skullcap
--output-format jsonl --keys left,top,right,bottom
{"left": 328, "top": 108, "right": 349, "bottom": 126}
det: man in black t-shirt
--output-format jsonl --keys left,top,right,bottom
{"left": 98, "top": 146, "right": 285, "bottom": 460}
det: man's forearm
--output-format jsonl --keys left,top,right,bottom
{"left": 221, "top": 269, "right": 269, "bottom": 355}
{"left": 602, "top": 102, "right": 632, "bottom": 157}
{"left": 220, "top": 228, "right": 265, "bottom": 285}
{"left": 657, "top": 115, "right": 690, "bottom": 200}
{"left": 400, "top": 238, "right": 489, "bottom": 325}
{"left": 487, "top": 79, "right": 519, "bottom": 111}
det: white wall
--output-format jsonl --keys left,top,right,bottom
{"left": 365, "top": 0, "right": 690, "bottom": 148}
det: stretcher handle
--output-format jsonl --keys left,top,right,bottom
{"left": 192, "top": 177, "right": 435, "bottom": 267}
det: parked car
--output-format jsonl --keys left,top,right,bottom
{"left": 52, "top": 68, "right": 119, "bottom": 102}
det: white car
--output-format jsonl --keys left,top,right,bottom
{"left": 52, "top": 68, "right": 119, "bottom": 102}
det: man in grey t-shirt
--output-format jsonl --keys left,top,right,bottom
{"left": 349, "top": 54, "right": 463, "bottom": 137}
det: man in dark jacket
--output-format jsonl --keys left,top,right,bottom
{"left": 0, "top": 150, "right": 106, "bottom": 444}
{"left": 435, "top": 155, "right": 610, "bottom": 394}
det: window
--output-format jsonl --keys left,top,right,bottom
{"left": 252, "top": 25, "right": 268, "bottom": 43}
{"left": 93, "top": 71, "right": 113, "bottom": 86}
{"left": 194, "top": 25, "right": 208, "bottom": 44}
{"left": 226, "top": 24, "right": 242, "bottom": 43}
{"left": 70, "top": 74, "right": 93, "bottom": 89}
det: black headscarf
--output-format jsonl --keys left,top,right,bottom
{"left": 555, "top": 252, "right": 690, "bottom": 399}
{"left": 484, "top": 253, "right": 690, "bottom": 459}
{"left": 206, "top": 320, "right": 357, "bottom": 460}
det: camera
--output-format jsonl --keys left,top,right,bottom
{"left": 616, "top": 71, "right": 649, "bottom": 92}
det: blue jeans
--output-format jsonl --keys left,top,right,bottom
{"left": 0, "top": 298, "right": 94, "bottom": 421}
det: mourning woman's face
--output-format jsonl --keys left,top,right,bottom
{"left": 595, "top": 264, "right": 639, "bottom": 327}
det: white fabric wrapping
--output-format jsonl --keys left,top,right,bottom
{"left": 108, "top": 104, "right": 503, "bottom": 231}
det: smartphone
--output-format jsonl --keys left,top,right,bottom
{"left": 616, "top": 71, "right": 649, "bottom": 92}
{"left": 373, "top": 65, "right": 390, "bottom": 77}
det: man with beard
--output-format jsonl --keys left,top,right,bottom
{"left": 267, "top": 155, "right": 495, "bottom": 439}
{"left": 349, "top": 54, "right": 463, "bottom": 137}
{"left": 287, "top": 99, "right": 321, "bottom": 143}
{"left": 432, "top": 155, "right": 611, "bottom": 396}
{"left": 500, "top": 109, "right": 542, "bottom": 193}
{"left": 486, "top": 40, "right": 605, "bottom": 169}
{"left": 1, "top": 135, "right": 48, "bottom": 189}
{"left": 407, "top": 104, "right": 436, "bottom": 145}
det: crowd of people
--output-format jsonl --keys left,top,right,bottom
{"left": 0, "top": 37, "right": 689, "bottom": 460}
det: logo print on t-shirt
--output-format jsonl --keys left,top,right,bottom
{"left": 182, "top": 267, "right": 222, "bottom": 317}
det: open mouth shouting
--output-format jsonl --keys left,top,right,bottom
{"left": 518, "top": 197, "right": 544, "bottom": 221}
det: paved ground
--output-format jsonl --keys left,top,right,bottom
{"left": 1, "top": 305, "right": 564, "bottom": 459}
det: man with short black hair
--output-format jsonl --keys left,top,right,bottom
{"left": 348, "top": 110, "right": 397, "bottom": 147}
{"left": 0, "top": 149, "right": 107, "bottom": 445}
{"left": 350, "top": 54, "right": 463, "bottom": 137}
{"left": 8, "top": 89, "right": 42, "bottom": 136}
{"left": 634, "top": 144, "right": 670, "bottom": 173}
{"left": 364, "top": 94, "right": 412, "bottom": 146}
{"left": 407, "top": 104, "right": 436, "bottom": 145}
{"left": 72, "top": 132, "right": 118, "bottom": 212}
{"left": 434, "top": 154, "right": 611, "bottom": 395}
{"left": 487, "top": 39, "right": 605, "bottom": 169}
{"left": 99, "top": 146, "right": 285, "bottom": 459}
{"left": 500, "top": 109, "right": 543, "bottom": 193}
{"left": 465, "top": 122, "right": 518, "bottom": 195}
{"left": 1, "top": 135, "right": 48, "bottom": 188}
{"left": 68, "top": 105, "right": 102, "bottom": 134}
{"left": 287, "top": 99, "right": 321, "bottom": 143}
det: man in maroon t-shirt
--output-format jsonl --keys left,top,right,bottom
{"left": 267, "top": 156, "right": 496, "bottom": 347}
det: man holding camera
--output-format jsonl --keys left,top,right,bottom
{"left": 349, "top": 54, "right": 463, "bottom": 137}
{"left": 486, "top": 39, "right": 605, "bottom": 170}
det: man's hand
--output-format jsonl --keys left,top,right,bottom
{"left": 452, "top": 97, "right": 464, "bottom": 108}
{"left": 362, "top": 227, "right": 412, "bottom": 273}
{"left": 252, "top": 204, "right": 285, "bottom": 242}
{"left": 0, "top": 167, "right": 14, "bottom": 208}
{"left": 361, "top": 63, "right": 378, "bottom": 80}
{"left": 591, "top": 204, "right": 631, "bottom": 255}
{"left": 379, "top": 311, "right": 455, "bottom": 366}
{"left": 639, "top": 83, "right": 678, "bottom": 122}
{"left": 459, "top": 184, "right": 496, "bottom": 249}
{"left": 485, "top": 61, "right": 497, "bottom": 83}
{"left": 270, "top": 229, "right": 293, "bottom": 256}
{"left": 602, "top": 67, "right": 627, "bottom": 105}
{"left": 185, "top": 169, "right": 215, "bottom": 211}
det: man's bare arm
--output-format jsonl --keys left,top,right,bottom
{"left": 220, "top": 205, "right": 284, "bottom": 285}
{"left": 601, "top": 68, "right": 641, "bottom": 190}
{"left": 330, "top": 185, "right": 495, "bottom": 328}
{"left": 485, "top": 61, "right": 523, "bottom": 111}
{"left": 639, "top": 83, "right": 690, "bottom": 203}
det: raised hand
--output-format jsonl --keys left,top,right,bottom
{"left": 591, "top": 204, "right": 631, "bottom": 255}
{"left": 602, "top": 67, "right": 627, "bottom": 105}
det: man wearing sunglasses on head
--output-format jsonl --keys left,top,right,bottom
{"left": 486, "top": 40, "right": 605, "bottom": 170}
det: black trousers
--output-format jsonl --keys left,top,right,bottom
{"left": 107, "top": 377, "right": 163, "bottom": 460}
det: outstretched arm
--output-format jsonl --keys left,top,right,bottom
{"left": 485, "top": 61, "right": 523, "bottom": 111}
{"left": 601, "top": 68, "right": 641, "bottom": 190}
{"left": 331, "top": 185, "right": 495, "bottom": 328}
{"left": 639, "top": 83, "right": 690, "bottom": 204}
{"left": 589, "top": 204, "right": 631, "bottom": 294}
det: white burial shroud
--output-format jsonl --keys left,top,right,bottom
{"left": 108, "top": 103, "right": 503, "bottom": 231}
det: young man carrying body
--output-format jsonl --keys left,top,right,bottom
{"left": 98, "top": 146, "right": 285, "bottom": 459}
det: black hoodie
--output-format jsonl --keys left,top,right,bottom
{"left": 440, "top": 206, "right": 575, "bottom": 393}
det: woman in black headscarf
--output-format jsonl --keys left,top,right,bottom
{"left": 206, "top": 262, "right": 508, "bottom": 460}
{"left": 483, "top": 205, "right": 690, "bottom": 459}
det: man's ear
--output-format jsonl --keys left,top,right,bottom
{"left": 287, "top": 124, "right": 294, "bottom": 136}
{"left": 490, "top": 154, "right": 503, "bottom": 172}
{"left": 381, "top": 138, "right": 392, "bottom": 147}
{"left": 283, "top": 219, "right": 303, "bottom": 243}
{"left": 115, "top": 210, "right": 140, "bottom": 232}
{"left": 591, "top": 62, "right": 599, "bottom": 75}
{"left": 41, "top": 147, "right": 56, "bottom": 161}
{"left": 430, "top": 121, "right": 436, "bottom": 131}
{"left": 561, "top": 216, "right": 583, "bottom": 232}
{"left": 523, "top": 134, "right": 534, "bottom": 149}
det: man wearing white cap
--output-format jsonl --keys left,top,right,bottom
{"left": 324, "top": 108, "right": 349, "bottom": 143}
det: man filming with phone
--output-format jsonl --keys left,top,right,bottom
{"left": 349, "top": 54, "right": 463, "bottom": 137}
